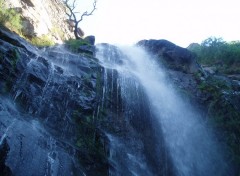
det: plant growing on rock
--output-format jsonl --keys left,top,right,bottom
{"left": 62, "top": 0, "right": 97, "bottom": 39}
{"left": 189, "top": 37, "right": 240, "bottom": 74}
{"left": 0, "top": 0, "right": 22, "bottom": 33}
{"left": 65, "top": 38, "right": 89, "bottom": 52}
{"left": 197, "top": 76, "right": 240, "bottom": 167}
{"left": 29, "top": 35, "right": 54, "bottom": 47}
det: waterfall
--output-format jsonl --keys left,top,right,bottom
{"left": 0, "top": 25, "right": 234, "bottom": 174}
{"left": 96, "top": 44, "right": 230, "bottom": 176}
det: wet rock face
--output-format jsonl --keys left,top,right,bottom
{"left": 0, "top": 28, "right": 108, "bottom": 175}
{"left": 137, "top": 39, "right": 200, "bottom": 73}
{"left": 0, "top": 99, "right": 86, "bottom": 176}
{"left": 0, "top": 139, "right": 12, "bottom": 176}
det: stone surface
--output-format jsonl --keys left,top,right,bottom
{"left": 78, "top": 44, "right": 95, "bottom": 56}
{"left": 0, "top": 28, "right": 108, "bottom": 175}
{"left": 0, "top": 139, "right": 12, "bottom": 176}
{"left": 137, "top": 39, "right": 201, "bottom": 73}
{"left": 5, "top": 0, "right": 74, "bottom": 43}
{"left": 84, "top": 35, "right": 95, "bottom": 45}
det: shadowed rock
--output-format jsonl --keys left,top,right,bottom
{"left": 137, "top": 39, "right": 201, "bottom": 73}
{"left": 0, "top": 139, "right": 12, "bottom": 176}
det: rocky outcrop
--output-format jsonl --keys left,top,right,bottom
{"left": 5, "top": 0, "right": 74, "bottom": 43}
{"left": 137, "top": 39, "right": 201, "bottom": 73}
{"left": 84, "top": 35, "right": 95, "bottom": 45}
{"left": 187, "top": 42, "right": 201, "bottom": 51}
{"left": 0, "top": 27, "right": 108, "bottom": 175}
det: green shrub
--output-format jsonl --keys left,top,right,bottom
{"left": 0, "top": 0, "right": 22, "bottom": 33}
{"left": 29, "top": 35, "right": 54, "bottom": 47}
{"left": 65, "top": 39, "right": 88, "bottom": 52}
{"left": 189, "top": 37, "right": 240, "bottom": 74}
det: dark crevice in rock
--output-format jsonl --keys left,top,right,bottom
{"left": 0, "top": 139, "right": 12, "bottom": 176}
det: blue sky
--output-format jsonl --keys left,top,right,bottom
{"left": 74, "top": 0, "right": 240, "bottom": 47}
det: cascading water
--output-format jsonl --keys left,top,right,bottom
{"left": 97, "top": 44, "right": 159, "bottom": 176}
{"left": 97, "top": 44, "right": 231, "bottom": 176}
{"left": 0, "top": 26, "right": 234, "bottom": 175}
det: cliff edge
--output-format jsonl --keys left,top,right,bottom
{"left": 5, "top": 0, "right": 74, "bottom": 43}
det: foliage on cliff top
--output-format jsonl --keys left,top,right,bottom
{"left": 189, "top": 37, "right": 240, "bottom": 74}
{"left": 0, "top": 0, "right": 55, "bottom": 48}
{"left": 0, "top": 0, "right": 22, "bottom": 33}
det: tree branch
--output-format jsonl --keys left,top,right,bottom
{"left": 63, "top": 0, "right": 97, "bottom": 39}
{"left": 77, "top": 0, "right": 97, "bottom": 23}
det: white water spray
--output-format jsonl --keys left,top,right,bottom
{"left": 97, "top": 44, "right": 229, "bottom": 176}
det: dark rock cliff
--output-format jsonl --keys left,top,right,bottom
{"left": 0, "top": 27, "right": 109, "bottom": 175}
{"left": 137, "top": 39, "right": 201, "bottom": 73}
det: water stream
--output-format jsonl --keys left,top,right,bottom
{"left": 97, "top": 44, "right": 230, "bottom": 176}
{"left": 0, "top": 39, "right": 232, "bottom": 175}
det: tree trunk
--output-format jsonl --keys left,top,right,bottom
{"left": 74, "top": 22, "right": 80, "bottom": 39}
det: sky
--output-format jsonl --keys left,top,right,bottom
{"left": 74, "top": 0, "right": 240, "bottom": 47}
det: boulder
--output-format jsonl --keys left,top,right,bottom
{"left": 187, "top": 43, "right": 201, "bottom": 51}
{"left": 84, "top": 35, "right": 95, "bottom": 45}
{"left": 137, "top": 39, "right": 201, "bottom": 73}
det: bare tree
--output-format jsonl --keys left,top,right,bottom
{"left": 63, "top": 0, "right": 97, "bottom": 39}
